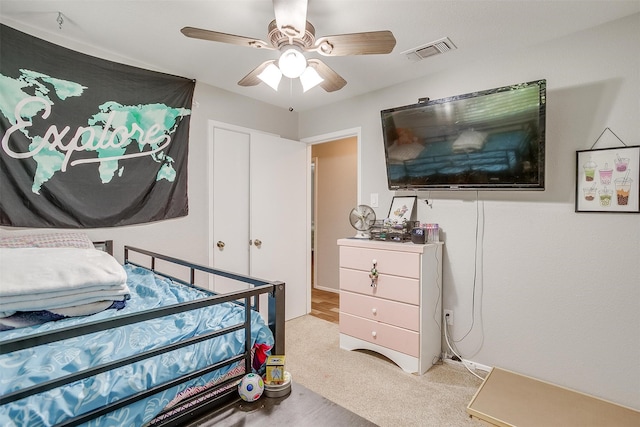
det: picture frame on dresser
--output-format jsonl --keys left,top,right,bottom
{"left": 388, "top": 196, "right": 417, "bottom": 222}
{"left": 575, "top": 146, "right": 640, "bottom": 213}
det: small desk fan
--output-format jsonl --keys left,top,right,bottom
{"left": 349, "top": 205, "right": 376, "bottom": 239}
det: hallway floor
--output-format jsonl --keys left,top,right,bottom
{"left": 310, "top": 287, "right": 339, "bottom": 324}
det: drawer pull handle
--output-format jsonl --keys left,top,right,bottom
{"left": 372, "top": 308, "right": 377, "bottom": 315}
{"left": 371, "top": 331, "right": 377, "bottom": 338}
{"left": 369, "top": 261, "right": 378, "bottom": 288}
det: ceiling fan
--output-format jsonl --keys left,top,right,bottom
{"left": 180, "top": 0, "right": 396, "bottom": 92}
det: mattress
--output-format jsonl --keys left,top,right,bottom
{"left": 0, "top": 263, "right": 274, "bottom": 426}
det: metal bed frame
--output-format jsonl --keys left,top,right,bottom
{"left": 0, "top": 245, "right": 285, "bottom": 427}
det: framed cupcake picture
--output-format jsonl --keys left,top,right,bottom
{"left": 576, "top": 145, "right": 639, "bottom": 213}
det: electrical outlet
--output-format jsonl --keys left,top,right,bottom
{"left": 444, "top": 309, "right": 453, "bottom": 325}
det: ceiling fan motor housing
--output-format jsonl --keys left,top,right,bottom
{"left": 268, "top": 20, "right": 316, "bottom": 49}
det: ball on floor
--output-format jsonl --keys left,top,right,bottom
{"left": 238, "top": 373, "right": 264, "bottom": 402}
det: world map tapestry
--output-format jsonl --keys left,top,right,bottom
{"left": 0, "top": 24, "right": 194, "bottom": 228}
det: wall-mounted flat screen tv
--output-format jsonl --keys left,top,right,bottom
{"left": 381, "top": 79, "right": 546, "bottom": 190}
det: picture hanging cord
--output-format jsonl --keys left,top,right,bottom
{"left": 590, "top": 127, "right": 627, "bottom": 150}
{"left": 57, "top": 12, "right": 64, "bottom": 30}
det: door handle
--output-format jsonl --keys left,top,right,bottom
{"left": 216, "top": 241, "right": 225, "bottom": 249}
{"left": 253, "top": 239, "right": 262, "bottom": 247}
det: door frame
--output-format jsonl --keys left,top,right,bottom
{"left": 311, "top": 156, "right": 318, "bottom": 289}
{"left": 302, "top": 126, "right": 362, "bottom": 202}
{"left": 302, "top": 127, "right": 362, "bottom": 298}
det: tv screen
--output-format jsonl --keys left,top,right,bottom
{"left": 381, "top": 79, "right": 546, "bottom": 190}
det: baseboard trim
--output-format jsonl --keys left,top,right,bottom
{"left": 443, "top": 356, "right": 492, "bottom": 373}
{"left": 462, "top": 359, "right": 492, "bottom": 373}
{"left": 313, "top": 285, "right": 338, "bottom": 293}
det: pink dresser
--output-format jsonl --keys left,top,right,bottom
{"left": 337, "top": 238, "right": 443, "bottom": 375}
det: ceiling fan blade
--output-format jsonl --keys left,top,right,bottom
{"left": 311, "top": 30, "right": 396, "bottom": 56}
{"left": 181, "top": 26, "right": 274, "bottom": 50}
{"left": 307, "top": 59, "right": 347, "bottom": 92}
{"left": 273, "top": 0, "right": 308, "bottom": 39}
{"left": 238, "top": 60, "right": 276, "bottom": 86}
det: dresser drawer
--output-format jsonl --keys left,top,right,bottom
{"left": 340, "top": 291, "right": 419, "bottom": 331}
{"left": 339, "top": 268, "right": 419, "bottom": 305}
{"left": 339, "top": 312, "right": 419, "bottom": 357}
{"left": 339, "top": 246, "right": 420, "bottom": 278}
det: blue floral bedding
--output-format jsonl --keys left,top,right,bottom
{"left": 0, "top": 264, "right": 274, "bottom": 426}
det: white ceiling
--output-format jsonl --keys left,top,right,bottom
{"left": 1, "top": 1, "right": 639, "bottom": 112}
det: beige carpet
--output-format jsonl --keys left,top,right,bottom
{"left": 285, "top": 315, "right": 484, "bottom": 427}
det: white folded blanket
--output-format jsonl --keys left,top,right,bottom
{"left": 0, "top": 247, "right": 129, "bottom": 317}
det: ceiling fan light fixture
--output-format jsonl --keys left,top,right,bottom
{"left": 300, "top": 66, "right": 324, "bottom": 92}
{"left": 257, "top": 63, "right": 282, "bottom": 90}
{"left": 278, "top": 47, "right": 307, "bottom": 78}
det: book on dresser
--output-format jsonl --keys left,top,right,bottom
{"left": 337, "top": 238, "right": 443, "bottom": 375}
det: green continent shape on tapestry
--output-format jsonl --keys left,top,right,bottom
{"left": 87, "top": 101, "right": 189, "bottom": 184}
{"left": 0, "top": 70, "right": 190, "bottom": 193}
{"left": 0, "top": 70, "right": 87, "bottom": 193}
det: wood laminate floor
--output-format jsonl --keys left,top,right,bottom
{"left": 188, "top": 382, "right": 375, "bottom": 426}
{"left": 310, "top": 287, "right": 339, "bottom": 324}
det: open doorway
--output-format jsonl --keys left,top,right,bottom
{"left": 309, "top": 136, "right": 358, "bottom": 322}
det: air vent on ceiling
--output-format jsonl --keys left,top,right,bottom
{"left": 402, "top": 37, "right": 457, "bottom": 62}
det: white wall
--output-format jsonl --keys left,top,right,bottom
{"left": 299, "top": 14, "right": 640, "bottom": 409}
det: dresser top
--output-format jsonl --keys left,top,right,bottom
{"left": 337, "top": 238, "right": 443, "bottom": 253}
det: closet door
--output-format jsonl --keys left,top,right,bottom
{"left": 250, "top": 132, "right": 308, "bottom": 320}
{"left": 211, "top": 127, "right": 251, "bottom": 293}
{"left": 211, "top": 124, "right": 308, "bottom": 321}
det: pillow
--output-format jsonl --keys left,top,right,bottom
{"left": 452, "top": 130, "right": 488, "bottom": 153}
{"left": 0, "top": 232, "right": 94, "bottom": 249}
{"left": 387, "top": 142, "right": 425, "bottom": 162}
